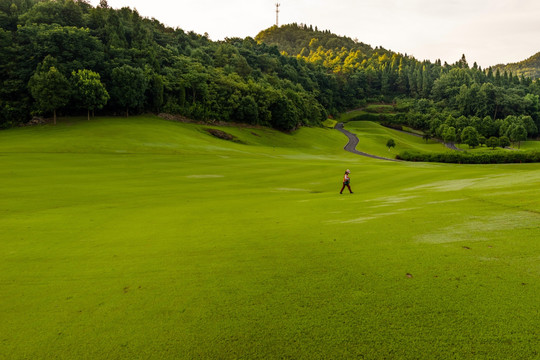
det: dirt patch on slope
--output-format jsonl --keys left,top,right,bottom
{"left": 205, "top": 128, "right": 243, "bottom": 143}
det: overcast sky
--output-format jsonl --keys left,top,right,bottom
{"left": 88, "top": 0, "right": 540, "bottom": 68}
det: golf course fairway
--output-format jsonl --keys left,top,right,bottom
{"left": 1, "top": 116, "right": 538, "bottom": 359}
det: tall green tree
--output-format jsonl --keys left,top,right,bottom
{"left": 499, "top": 135, "right": 510, "bottom": 148}
{"left": 234, "top": 95, "right": 259, "bottom": 124}
{"left": 442, "top": 126, "right": 456, "bottom": 144}
{"left": 422, "top": 130, "right": 432, "bottom": 143}
{"left": 519, "top": 115, "right": 538, "bottom": 138}
{"left": 28, "top": 57, "right": 71, "bottom": 124}
{"left": 109, "top": 65, "right": 147, "bottom": 117}
{"left": 461, "top": 126, "right": 480, "bottom": 148}
{"left": 145, "top": 71, "right": 164, "bottom": 113}
{"left": 269, "top": 93, "right": 299, "bottom": 131}
{"left": 486, "top": 136, "right": 499, "bottom": 149}
{"left": 71, "top": 69, "right": 109, "bottom": 120}
{"left": 19, "top": 0, "right": 85, "bottom": 27}
{"left": 510, "top": 124, "right": 527, "bottom": 149}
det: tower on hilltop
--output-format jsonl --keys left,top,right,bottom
{"left": 275, "top": 3, "right": 280, "bottom": 27}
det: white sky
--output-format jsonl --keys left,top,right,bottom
{"left": 88, "top": 0, "right": 540, "bottom": 68}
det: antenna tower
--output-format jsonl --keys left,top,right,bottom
{"left": 275, "top": 3, "right": 280, "bottom": 27}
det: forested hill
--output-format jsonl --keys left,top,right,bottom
{"left": 255, "top": 23, "right": 374, "bottom": 56}
{"left": 0, "top": 0, "right": 332, "bottom": 130}
{"left": 2, "top": 0, "right": 540, "bottom": 144}
{"left": 492, "top": 52, "right": 540, "bottom": 80}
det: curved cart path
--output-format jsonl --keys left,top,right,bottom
{"left": 335, "top": 123, "right": 400, "bottom": 162}
{"left": 444, "top": 142, "right": 464, "bottom": 151}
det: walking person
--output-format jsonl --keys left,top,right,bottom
{"left": 340, "top": 169, "right": 353, "bottom": 194}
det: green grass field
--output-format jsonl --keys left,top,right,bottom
{"left": 519, "top": 139, "right": 540, "bottom": 151}
{"left": 1, "top": 115, "right": 539, "bottom": 359}
{"left": 343, "top": 121, "right": 450, "bottom": 158}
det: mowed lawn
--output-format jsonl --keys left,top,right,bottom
{"left": 1, "top": 116, "right": 539, "bottom": 359}
{"left": 344, "top": 121, "right": 450, "bottom": 157}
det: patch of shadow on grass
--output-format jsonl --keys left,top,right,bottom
{"left": 416, "top": 212, "right": 540, "bottom": 244}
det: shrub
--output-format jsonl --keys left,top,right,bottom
{"left": 396, "top": 150, "right": 540, "bottom": 164}
{"left": 380, "top": 122, "right": 403, "bottom": 131}
{"left": 486, "top": 136, "right": 499, "bottom": 149}
{"left": 499, "top": 136, "right": 511, "bottom": 148}
{"left": 347, "top": 112, "right": 400, "bottom": 122}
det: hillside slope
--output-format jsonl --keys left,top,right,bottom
{"left": 492, "top": 52, "right": 540, "bottom": 79}
{"left": 0, "top": 115, "right": 349, "bottom": 157}
{"left": 255, "top": 23, "right": 375, "bottom": 56}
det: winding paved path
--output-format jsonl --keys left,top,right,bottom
{"left": 334, "top": 123, "right": 400, "bottom": 161}
{"left": 335, "top": 122, "right": 467, "bottom": 160}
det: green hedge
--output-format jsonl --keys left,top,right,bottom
{"left": 397, "top": 150, "right": 540, "bottom": 164}
{"left": 379, "top": 122, "right": 403, "bottom": 131}
{"left": 348, "top": 113, "right": 399, "bottom": 122}
{"left": 364, "top": 104, "right": 396, "bottom": 114}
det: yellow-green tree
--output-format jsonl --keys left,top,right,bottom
{"left": 71, "top": 69, "right": 109, "bottom": 120}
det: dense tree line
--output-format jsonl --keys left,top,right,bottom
{"left": 2, "top": 0, "right": 540, "bottom": 141}
{"left": 0, "top": 0, "right": 330, "bottom": 130}
{"left": 492, "top": 52, "right": 540, "bottom": 80}
{"left": 256, "top": 24, "right": 540, "bottom": 144}
{"left": 393, "top": 66, "right": 540, "bottom": 147}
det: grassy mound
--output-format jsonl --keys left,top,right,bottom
{"left": 0, "top": 115, "right": 347, "bottom": 157}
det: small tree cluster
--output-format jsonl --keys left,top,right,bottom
{"left": 29, "top": 56, "right": 110, "bottom": 123}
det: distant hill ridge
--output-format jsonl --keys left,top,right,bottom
{"left": 255, "top": 23, "right": 376, "bottom": 56}
{"left": 257, "top": 24, "right": 540, "bottom": 80}
{"left": 492, "top": 52, "right": 540, "bottom": 80}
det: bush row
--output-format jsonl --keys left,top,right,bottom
{"left": 348, "top": 113, "right": 399, "bottom": 122}
{"left": 397, "top": 150, "right": 540, "bottom": 164}
{"left": 379, "top": 122, "right": 404, "bottom": 131}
